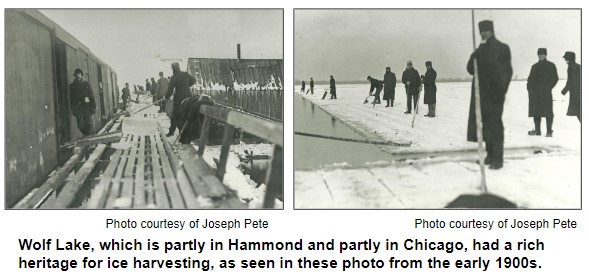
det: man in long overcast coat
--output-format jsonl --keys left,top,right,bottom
{"left": 70, "top": 68, "right": 96, "bottom": 136}
{"left": 423, "top": 61, "right": 437, "bottom": 117}
{"left": 467, "top": 20, "right": 513, "bottom": 170}
{"left": 527, "top": 48, "right": 558, "bottom": 136}
{"left": 561, "top": 51, "right": 581, "bottom": 122}
{"left": 402, "top": 61, "right": 421, "bottom": 114}
{"left": 383, "top": 67, "right": 396, "bottom": 107}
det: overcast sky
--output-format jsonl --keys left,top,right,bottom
{"left": 295, "top": 9, "right": 580, "bottom": 82}
{"left": 40, "top": 9, "right": 283, "bottom": 88}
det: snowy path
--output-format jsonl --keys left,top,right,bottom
{"left": 294, "top": 81, "right": 580, "bottom": 209}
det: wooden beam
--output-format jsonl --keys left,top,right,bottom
{"left": 42, "top": 144, "right": 107, "bottom": 208}
{"left": 178, "top": 145, "right": 226, "bottom": 198}
{"left": 85, "top": 147, "right": 124, "bottom": 209}
{"left": 197, "top": 116, "right": 212, "bottom": 157}
{"left": 200, "top": 105, "right": 283, "bottom": 146}
{"left": 150, "top": 135, "right": 170, "bottom": 209}
{"left": 215, "top": 124, "right": 235, "bottom": 181}
{"left": 157, "top": 123, "right": 200, "bottom": 208}
{"left": 133, "top": 135, "right": 146, "bottom": 208}
{"left": 16, "top": 147, "right": 84, "bottom": 209}
{"left": 155, "top": 133, "right": 185, "bottom": 209}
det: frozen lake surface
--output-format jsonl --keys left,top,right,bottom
{"left": 294, "top": 81, "right": 580, "bottom": 209}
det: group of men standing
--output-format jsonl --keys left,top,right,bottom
{"left": 68, "top": 61, "right": 196, "bottom": 140}
{"left": 366, "top": 60, "right": 438, "bottom": 117}
{"left": 467, "top": 20, "right": 580, "bottom": 170}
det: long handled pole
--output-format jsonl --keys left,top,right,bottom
{"left": 472, "top": 10, "right": 487, "bottom": 193}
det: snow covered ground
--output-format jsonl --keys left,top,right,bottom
{"left": 294, "top": 81, "right": 581, "bottom": 209}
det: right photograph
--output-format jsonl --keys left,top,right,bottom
{"left": 294, "top": 9, "right": 581, "bottom": 209}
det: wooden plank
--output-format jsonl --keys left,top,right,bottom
{"left": 86, "top": 148, "right": 124, "bottom": 209}
{"left": 157, "top": 122, "right": 200, "bottom": 208}
{"left": 200, "top": 105, "right": 284, "bottom": 146}
{"left": 43, "top": 144, "right": 107, "bottom": 208}
{"left": 215, "top": 125, "right": 235, "bottom": 181}
{"left": 119, "top": 134, "right": 139, "bottom": 207}
{"left": 97, "top": 117, "right": 115, "bottom": 135}
{"left": 197, "top": 116, "right": 212, "bottom": 157}
{"left": 155, "top": 133, "right": 184, "bottom": 209}
{"left": 109, "top": 120, "right": 122, "bottom": 133}
{"left": 17, "top": 148, "right": 84, "bottom": 209}
{"left": 150, "top": 135, "right": 170, "bottom": 208}
{"left": 105, "top": 134, "right": 132, "bottom": 208}
{"left": 133, "top": 135, "right": 146, "bottom": 208}
{"left": 177, "top": 145, "right": 226, "bottom": 198}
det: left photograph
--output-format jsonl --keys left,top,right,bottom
{"left": 5, "top": 9, "right": 284, "bottom": 209}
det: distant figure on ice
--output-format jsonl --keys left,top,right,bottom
{"left": 121, "top": 83, "right": 131, "bottom": 110}
{"left": 156, "top": 71, "right": 169, "bottom": 113}
{"left": 150, "top": 77, "right": 157, "bottom": 96}
{"left": 329, "top": 75, "right": 337, "bottom": 99}
{"left": 309, "top": 78, "right": 314, "bottom": 94}
{"left": 527, "top": 48, "right": 558, "bottom": 136}
{"left": 367, "top": 76, "right": 383, "bottom": 104}
{"left": 383, "top": 67, "right": 396, "bottom": 107}
{"left": 402, "top": 61, "right": 421, "bottom": 114}
{"left": 165, "top": 62, "right": 197, "bottom": 137}
{"left": 423, "top": 61, "right": 437, "bottom": 117}
{"left": 467, "top": 20, "right": 513, "bottom": 170}
{"left": 145, "top": 79, "right": 151, "bottom": 92}
{"left": 561, "top": 51, "right": 581, "bottom": 122}
{"left": 300, "top": 80, "right": 306, "bottom": 93}
{"left": 70, "top": 68, "right": 95, "bottom": 137}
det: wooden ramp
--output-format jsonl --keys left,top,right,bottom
{"left": 86, "top": 112, "right": 246, "bottom": 209}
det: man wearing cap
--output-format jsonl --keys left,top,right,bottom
{"left": 423, "top": 61, "right": 438, "bottom": 117}
{"left": 527, "top": 48, "right": 559, "bottom": 136}
{"left": 367, "top": 75, "right": 383, "bottom": 104}
{"left": 69, "top": 68, "right": 96, "bottom": 137}
{"left": 300, "top": 80, "right": 306, "bottom": 94}
{"left": 309, "top": 78, "right": 314, "bottom": 95}
{"left": 329, "top": 75, "right": 337, "bottom": 99}
{"left": 383, "top": 67, "right": 397, "bottom": 107}
{"left": 402, "top": 61, "right": 421, "bottom": 114}
{"left": 121, "top": 83, "right": 131, "bottom": 110}
{"left": 165, "top": 62, "right": 197, "bottom": 137}
{"left": 145, "top": 79, "right": 151, "bottom": 93}
{"left": 467, "top": 20, "right": 513, "bottom": 170}
{"left": 561, "top": 51, "right": 581, "bottom": 122}
{"left": 156, "top": 71, "right": 169, "bottom": 113}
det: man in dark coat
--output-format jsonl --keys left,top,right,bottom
{"left": 309, "top": 78, "right": 314, "bottom": 94}
{"left": 145, "top": 79, "right": 151, "bottom": 92}
{"left": 165, "top": 62, "right": 197, "bottom": 137}
{"left": 383, "top": 67, "right": 396, "bottom": 107}
{"left": 367, "top": 75, "right": 383, "bottom": 104}
{"left": 402, "top": 61, "right": 421, "bottom": 114}
{"left": 156, "top": 71, "right": 169, "bottom": 113}
{"left": 527, "top": 48, "right": 559, "bottom": 136}
{"left": 121, "top": 83, "right": 131, "bottom": 110}
{"left": 467, "top": 20, "right": 513, "bottom": 170}
{"left": 176, "top": 95, "right": 215, "bottom": 144}
{"left": 300, "top": 80, "right": 306, "bottom": 93}
{"left": 69, "top": 68, "right": 96, "bottom": 136}
{"left": 423, "top": 61, "right": 438, "bottom": 117}
{"left": 329, "top": 75, "right": 337, "bottom": 99}
{"left": 561, "top": 51, "right": 581, "bottom": 122}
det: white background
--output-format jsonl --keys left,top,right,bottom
{"left": 1, "top": 0, "right": 587, "bottom": 278}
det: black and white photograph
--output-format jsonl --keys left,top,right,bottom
{"left": 5, "top": 9, "right": 284, "bottom": 209}
{"left": 294, "top": 9, "right": 581, "bottom": 209}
